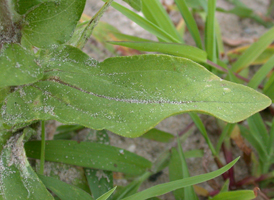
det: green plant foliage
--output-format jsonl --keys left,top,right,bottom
{"left": 123, "top": 0, "right": 142, "bottom": 11}
{"left": 38, "top": 174, "right": 93, "bottom": 200}
{"left": 21, "top": 0, "right": 86, "bottom": 48}
{"left": 0, "top": 43, "right": 43, "bottom": 87}
{"left": 0, "top": 134, "right": 53, "bottom": 200}
{"left": 122, "top": 157, "right": 239, "bottom": 200}
{"left": 96, "top": 187, "right": 117, "bottom": 200}
{"left": 24, "top": 140, "right": 152, "bottom": 175}
{"left": 210, "top": 190, "right": 256, "bottom": 200}
{"left": 264, "top": 72, "right": 274, "bottom": 101}
{"left": 2, "top": 45, "right": 270, "bottom": 137}
{"left": 141, "top": 128, "right": 174, "bottom": 142}
{"left": 13, "top": 0, "right": 48, "bottom": 15}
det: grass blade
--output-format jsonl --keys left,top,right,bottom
{"left": 264, "top": 72, "right": 274, "bottom": 101}
{"left": 142, "top": 0, "right": 182, "bottom": 42}
{"left": 205, "top": 0, "right": 217, "bottom": 62}
{"left": 174, "top": 0, "right": 203, "bottom": 49}
{"left": 108, "top": 41, "right": 207, "bottom": 62}
{"left": 121, "top": 157, "right": 240, "bottom": 200}
{"left": 38, "top": 175, "right": 93, "bottom": 200}
{"left": 25, "top": 140, "right": 152, "bottom": 175}
{"left": 105, "top": 1, "right": 180, "bottom": 43}
{"left": 248, "top": 55, "right": 274, "bottom": 89}
{"left": 232, "top": 26, "right": 274, "bottom": 72}
{"left": 141, "top": 128, "right": 174, "bottom": 143}
{"left": 96, "top": 187, "right": 117, "bottom": 200}
{"left": 216, "top": 123, "right": 235, "bottom": 154}
{"left": 211, "top": 190, "right": 256, "bottom": 200}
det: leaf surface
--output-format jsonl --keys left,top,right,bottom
{"left": 2, "top": 45, "right": 270, "bottom": 137}
{"left": 0, "top": 44, "right": 43, "bottom": 87}
{"left": 21, "top": 0, "right": 86, "bottom": 48}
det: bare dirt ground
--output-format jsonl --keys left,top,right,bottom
{"left": 53, "top": 0, "right": 272, "bottom": 199}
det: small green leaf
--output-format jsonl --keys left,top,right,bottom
{"left": 2, "top": 45, "right": 270, "bottom": 137}
{"left": 210, "top": 190, "right": 256, "bottom": 200}
{"left": 24, "top": 140, "right": 152, "bottom": 175}
{"left": 121, "top": 157, "right": 240, "bottom": 200}
{"left": 0, "top": 44, "right": 43, "bottom": 87}
{"left": 123, "top": 0, "right": 142, "bottom": 11}
{"left": 141, "top": 128, "right": 174, "bottom": 143}
{"left": 0, "top": 134, "right": 53, "bottom": 200}
{"left": 38, "top": 175, "right": 93, "bottom": 200}
{"left": 96, "top": 187, "right": 117, "bottom": 200}
{"left": 21, "top": 0, "right": 86, "bottom": 48}
{"left": 108, "top": 41, "right": 207, "bottom": 63}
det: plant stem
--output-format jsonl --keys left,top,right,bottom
{"left": 40, "top": 121, "right": 46, "bottom": 174}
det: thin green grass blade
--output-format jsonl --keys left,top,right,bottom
{"left": 247, "top": 113, "right": 268, "bottom": 147}
{"left": 25, "top": 140, "right": 152, "bottom": 175}
{"left": 121, "top": 157, "right": 240, "bottom": 200}
{"left": 189, "top": 113, "right": 216, "bottom": 156}
{"left": 177, "top": 139, "right": 198, "bottom": 200}
{"left": 268, "top": 119, "right": 274, "bottom": 155}
{"left": 38, "top": 175, "right": 93, "bottom": 200}
{"left": 105, "top": 1, "right": 180, "bottom": 43}
{"left": 142, "top": 0, "right": 182, "bottom": 42}
{"left": 211, "top": 190, "right": 256, "bottom": 200}
{"left": 205, "top": 0, "right": 217, "bottom": 62}
{"left": 215, "top": 19, "right": 224, "bottom": 56}
{"left": 220, "top": 179, "right": 230, "bottom": 192}
{"left": 174, "top": 0, "right": 203, "bottom": 49}
{"left": 96, "top": 187, "right": 117, "bottom": 200}
{"left": 108, "top": 41, "right": 207, "bottom": 62}
{"left": 264, "top": 72, "right": 274, "bottom": 101}
{"left": 232, "top": 26, "right": 274, "bottom": 72}
{"left": 123, "top": 0, "right": 142, "bottom": 11}
{"left": 216, "top": 123, "right": 235, "bottom": 154}
{"left": 248, "top": 55, "right": 274, "bottom": 89}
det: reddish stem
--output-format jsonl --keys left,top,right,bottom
{"left": 222, "top": 143, "right": 236, "bottom": 189}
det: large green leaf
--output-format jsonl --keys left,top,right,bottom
{"left": 38, "top": 175, "right": 93, "bottom": 200}
{"left": 0, "top": 134, "right": 53, "bottom": 200}
{"left": 0, "top": 44, "right": 43, "bottom": 87}
{"left": 12, "top": 0, "right": 49, "bottom": 14}
{"left": 24, "top": 140, "right": 152, "bottom": 175}
{"left": 21, "top": 0, "right": 86, "bottom": 48}
{"left": 121, "top": 157, "right": 240, "bottom": 200}
{"left": 2, "top": 45, "right": 270, "bottom": 137}
{"left": 210, "top": 190, "right": 256, "bottom": 200}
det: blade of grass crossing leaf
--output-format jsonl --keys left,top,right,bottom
{"left": 142, "top": 0, "right": 182, "bottom": 42}
{"left": 177, "top": 139, "right": 198, "bottom": 200}
{"left": 189, "top": 113, "right": 217, "bottom": 156}
{"left": 232, "top": 26, "right": 274, "bottom": 72}
{"left": 121, "top": 157, "right": 240, "bottom": 200}
{"left": 105, "top": 1, "right": 180, "bottom": 43}
{"left": 211, "top": 190, "right": 256, "bottom": 200}
{"left": 205, "top": 0, "right": 217, "bottom": 62}
{"left": 141, "top": 128, "right": 174, "bottom": 143}
{"left": 216, "top": 123, "right": 235, "bottom": 154}
{"left": 248, "top": 55, "right": 274, "bottom": 89}
{"left": 108, "top": 41, "right": 207, "bottom": 63}
{"left": 77, "top": 0, "right": 113, "bottom": 49}
{"left": 38, "top": 175, "right": 94, "bottom": 200}
{"left": 96, "top": 187, "right": 117, "bottom": 200}
{"left": 174, "top": 0, "right": 203, "bottom": 49}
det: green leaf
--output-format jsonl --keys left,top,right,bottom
{"left": 0, "top": 43, "right": 43, "bottom": 87}
{"left": 123, "top": 0, "right": 142, "bottom": 11}
{"left": 174, "top": 0, "right": 203, "bottom": 49}
{"left": 21, "top": 0, "right": 86, "bottom": 48}
{"left": 121, "top": 157, "right": 240, "bottom": 200}
{"left": 0, "top": 134, "right": 53, "bottom": 200}
{"left": 141, "top": 128, "right": 174, "bottom": 143}
{"left": 24, "top": 140, "right": 152, "bottom": 175}
{"left": 248, "top": 55, "right": 274, "bottom": 89}
{"left": 84, "top": 130, "right": 114, "bottom": 199}
{"left": 210, "top": 190, "right": 256, "bottom": 200}
{"left": 38, "top": 175, "right": 93, "bottom": 200}
{"left": 96, "top": 187, "right": 117, "bottom": 200}
{"left": 232, "top": 26, "right": 274, "bottom": 72}
{"left": 12, "top": 0, "right": 48, "bottom": 15}
{"left": 0, "top": 87, "right": 9, "bottom": 104}
{"left": 108, "top": 41, "right": 207, "bottom": 63}
{"left": 105, "top": 1, "right": 180, "bottom": 43}
{"left": 2, "top": 45, "right": 271, "bottom": 137}
{"left": 142, "top": 0, "right": 182, "bottom": 42}
{"left": 264, "top": 72, "right": 274, "bottom": 101}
